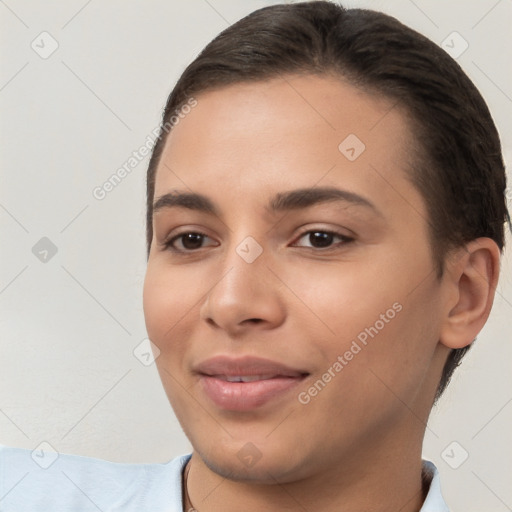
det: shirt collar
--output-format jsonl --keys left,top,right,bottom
{"left": 420, "top": 460, "right": 450, "bottom": 511}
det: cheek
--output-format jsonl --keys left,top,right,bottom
{"left": 284, "top": 259, "right": 400, "bottom": 341}
{"left": 343, "top": 281, "right": 443, "bottom": 408}
{"left": 299, "top": 258, "right": 439, "bottom": 392}
{"left": 142, "top": 264, "right": 201, "bottom": 350}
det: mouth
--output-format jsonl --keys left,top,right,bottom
{"left": 194, "top": 355, "right": 310, "bottom": 411}
{"left": 210, "top": 374, "right": 296, "bottom": 382}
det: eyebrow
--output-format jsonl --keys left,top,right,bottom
{"left": 152, "top": 186, "right": 381, "bottom": 217}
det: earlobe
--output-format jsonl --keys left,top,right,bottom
{"left": 439, "top": 238, "right": 501, "bottom": 350}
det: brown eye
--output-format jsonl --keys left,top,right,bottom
{"left": 293, "top": 230, "right": 353, "bottom": 250}
{"left": 307, "top": 231, "right": 334, "bottom": 248}
{"left": 164, "top": 231, "right": 214, "bottom": 252}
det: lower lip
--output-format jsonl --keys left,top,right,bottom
{"left": 199, "top": 375, "right": 306, "bottom": 411}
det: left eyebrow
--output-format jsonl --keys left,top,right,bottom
{"left": 267, "top": 186, "right": 381, "bottom": 216}
{"left": 152, "top": 186, "right": 382, "bottom": 218}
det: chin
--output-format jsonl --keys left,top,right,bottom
{"left": 200, "top": 452, "right": 297, "bottom": 484}
{"left": 204, "top": 457, "right": 275, "bottom": 483}
{"left": 192, "top": 434, "right": 317, "bottom": 485}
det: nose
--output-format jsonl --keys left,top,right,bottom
{"left": 199, "top": 239, "right": 286, "bottom": 336}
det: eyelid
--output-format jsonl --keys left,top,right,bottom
{"left": 291, "top": 227, "right": 354, "bottom": 248}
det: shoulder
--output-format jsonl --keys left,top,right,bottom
{"left": 0, "top": 443, "right": 191, "bottom": 511}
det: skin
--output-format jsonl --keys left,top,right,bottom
{"left": 143, "top": 74, "right": 500, "bottom": 512}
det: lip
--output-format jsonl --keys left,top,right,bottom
{"left": 194, "top": 355, "right": 309, "bottom": 411}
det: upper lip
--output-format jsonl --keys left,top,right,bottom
{"left": 194, "top": 355, "right": 309, "bottom": 378}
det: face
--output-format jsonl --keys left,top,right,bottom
{"left": 143, "top": 74, "right": 451, "bottom": 483}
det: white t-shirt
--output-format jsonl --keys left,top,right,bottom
{"left": 0, "top": 444, "right": 450, "bottom": 511}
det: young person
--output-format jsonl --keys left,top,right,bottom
{"left": 1, "top": 2, "right": 509, "bottom": 511}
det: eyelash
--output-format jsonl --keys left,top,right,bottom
{"left": 161, "top": 229, "right": 354, "bottom": 254}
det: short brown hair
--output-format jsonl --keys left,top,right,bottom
{"left": 145, "top": 1, "right": 511, "bottom": 400}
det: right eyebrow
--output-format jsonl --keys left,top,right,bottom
{"left": 153, "top": 190, "right": 218, "bottom": 216}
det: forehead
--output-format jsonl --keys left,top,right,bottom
{"left": 154, "top": 74, "right": 425, "bottom": 223}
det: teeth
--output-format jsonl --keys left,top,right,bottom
{"left": 223, "top": 375, "right": 275, "bottom": 382}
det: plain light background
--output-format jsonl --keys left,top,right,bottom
{"left": 1, "top": 0, "right": 511, "bottom": 510}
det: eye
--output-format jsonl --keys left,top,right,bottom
{"left": 161, "top": 228, "right": 354, "bottom": 254}
{"left": 163, "top": 231, "right": 216, "bottom": 252}
{"left": 292, "top": 229, "right": 354, "bottom": 250}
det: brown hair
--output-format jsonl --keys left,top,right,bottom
{"left": 144, "top": 1, "right": 510, "bottom": 401}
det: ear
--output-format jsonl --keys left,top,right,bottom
{"left": 439, "top": 237, "right": 501, "bottom": 350}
